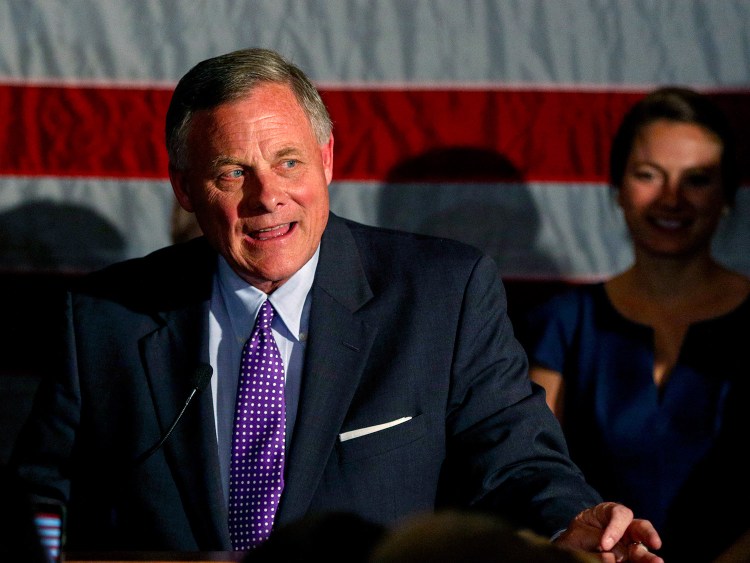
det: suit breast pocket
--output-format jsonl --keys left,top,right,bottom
{"left": 336, "top": 414, "right": 426, "bottom": 464}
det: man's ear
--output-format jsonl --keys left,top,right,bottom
{"left": 169, "top": 164, "right": 195, "bottom": 212}
{"left": 321, "top": 133, "right": 334, "bottom": 185}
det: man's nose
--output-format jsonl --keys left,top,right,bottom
{"left": 241, "top": 171, "right": 286, "bottom": 212}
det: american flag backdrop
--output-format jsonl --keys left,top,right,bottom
{"left": 1, "top": 0, "right": 749, "bottom": 281}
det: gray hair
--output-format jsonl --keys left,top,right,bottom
{"left": 165, "top": 48, "right": 333, "bottom": 170}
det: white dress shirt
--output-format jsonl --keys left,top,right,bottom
{"left": 208, "top": 248, "right": 318, "bottom": 502}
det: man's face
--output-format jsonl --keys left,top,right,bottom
{"left": 170, "top": 82, "right": 334, "bottom": 293}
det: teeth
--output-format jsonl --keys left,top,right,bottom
{"left": 249, "top": 223, "right": 289, "bottom": 239}
{"left": 653, "top": 218, "right": 683, "bottom": 229}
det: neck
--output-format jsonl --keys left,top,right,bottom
{"left": 627, "top": 250, "right": 721, "bottom": 300}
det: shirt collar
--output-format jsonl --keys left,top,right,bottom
{"left": 216, "top": 247, "right": 319, "bottom": 341}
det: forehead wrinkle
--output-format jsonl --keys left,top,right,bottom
{"left": 190, "top": 86, "right": 317, "bottom": 174}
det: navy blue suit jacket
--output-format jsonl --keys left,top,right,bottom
{"left": 12, "top": 213, "right": 601, "bottom": 551}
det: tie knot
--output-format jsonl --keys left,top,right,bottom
{"left": 257, "top": 300, "right": 274, "bottom": 331}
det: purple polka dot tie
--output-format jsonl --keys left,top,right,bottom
{"left": 229, "top": 300, "right": 286, "bottom": 550}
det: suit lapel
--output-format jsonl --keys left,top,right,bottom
{"left": 139, "top": 239, "right": 231, "bottom": 549}
{"left": 136, "top": 221, "right": 378, "bottom": 534}
{"left": 278, "top": 215, "right": 378, "bottom": 523}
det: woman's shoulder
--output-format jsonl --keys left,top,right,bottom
{"left": 722, "top": 269, "right": 750, "bottom": 309}
{"left": 520, "top": 283, "right": 610, "bottom": 373}
{"left": 530, "top": 282, "right": 606, "bottom": 321}
{"left": 705, "top": 268, "right": 750, "bottom": 323}
{"left": 520, "top": 282, "right": 608, "bottom": 349}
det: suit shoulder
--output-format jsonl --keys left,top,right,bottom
{"left": 329, "top": 216, "right": 500, "bottom": 298}
{"left": 342, "top": 217, "right": 486, "bottom": 264}
{"left": 70, "top": 237, "right": 215, "bottom": 308}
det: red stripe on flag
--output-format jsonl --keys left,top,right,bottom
{"left": 323, "top": 89, "right": 644, "bottom": 183}
{"left": 0, "top": 84, "right": 172, "bottom": 179}
{"left": 2, "top": 85, "right": 749, "bottom": 182}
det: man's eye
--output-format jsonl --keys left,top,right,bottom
{"left": 221, "top": 169, "right": 244, "bottom": 179}
{"left": 282, "top": 159, "right": 299, "bottom": 169}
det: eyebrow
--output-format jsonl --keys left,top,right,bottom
{"left": 275, "top": 147, "right": 303, "bottom": 160}
{"left": 210, "top": 156, "right": 244, "bottom": 169}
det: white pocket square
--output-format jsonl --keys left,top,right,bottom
{"left": 339, "top": 416, "right": 412, "bottom": 442}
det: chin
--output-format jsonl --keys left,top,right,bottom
{"left": 642, "top": 244, "right": 707, "bottom": 260}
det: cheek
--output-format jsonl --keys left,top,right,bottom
{"left": 689, "top": 189, "right": 725, "bottom": 213}
{"left": 297, "top": 179, "right": 330, "bottom": 215}
{"left": 198, "top": 189, "right": 240, "bottom": 219}
{"left": 192, "top": 193, "right": 243, "bottom": 240}
{"left": 618, "top": 185, "right": 650, "bottom": 212}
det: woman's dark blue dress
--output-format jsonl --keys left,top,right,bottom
{"left": 525, "top": 283, "right": 750, "bottom": 562}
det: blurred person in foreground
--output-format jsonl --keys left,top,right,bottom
{"left": 246, "top": 510, "right": 596, "bottom": 563}
{"left": 526, "top": 87, "right": 750, "bottom": 562}
{"left": 11, "top": 48, "right": 661, "bottom": 561}
{"left": 367, "top": 510, "right": 599, "bottom": 563}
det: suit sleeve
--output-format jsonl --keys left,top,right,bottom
{"left": 10, "top": 291, "right": 80, "bottom": 505}
{"left": 439, "top": 255, "right": 602, "bottom": 536}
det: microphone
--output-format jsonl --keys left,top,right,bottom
{"left": 135, "top": 364, "right": 213, "bottom": 465}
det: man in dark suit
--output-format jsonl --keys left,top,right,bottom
{"left": 11, "top": 48, "right": 662, "bottom": 561}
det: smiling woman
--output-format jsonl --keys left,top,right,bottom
{"left": 617, "top": 120, "right": 724, "bottom": 268}
{"left": 523, "top": 87, "right": 750, "bottom": 562}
